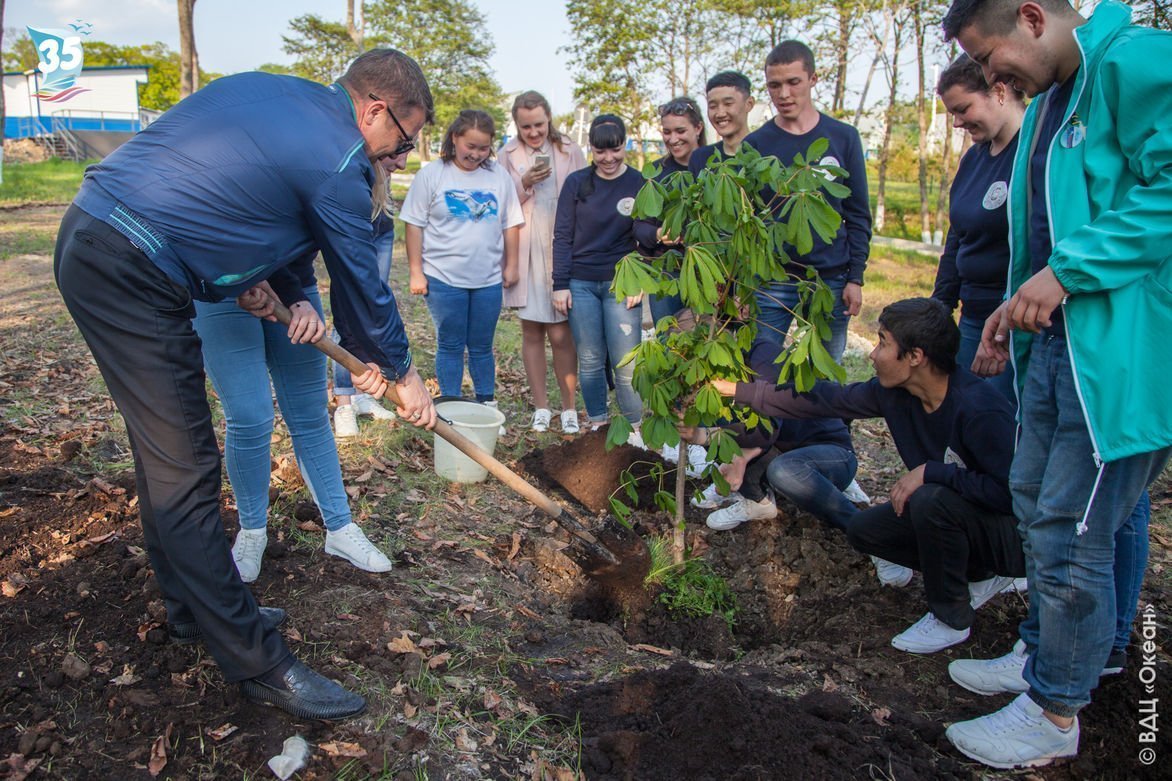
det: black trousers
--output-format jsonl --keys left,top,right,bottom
{"left": 54, "top": 205, "right": 289, "bottom": 681}
{"left": 845, "top": 484, "right": 1026, "bottom": 630}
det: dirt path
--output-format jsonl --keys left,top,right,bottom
{"left": 1, "top": 207, "right": 1169, "bottom": 779}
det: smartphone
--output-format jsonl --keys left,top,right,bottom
{"left": 535, "top": 154, "right": 551, "bottom": 169}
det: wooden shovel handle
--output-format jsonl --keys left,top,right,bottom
{"left": 267, "top": 299, "right": 609, "bottom": 548}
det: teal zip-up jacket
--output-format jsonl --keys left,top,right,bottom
{"left": 1007, "top": 0, "right": 1172, "bottom": 463}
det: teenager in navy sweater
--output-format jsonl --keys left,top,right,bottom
{"left": 710, "top": 299, "right": 1024, "bottom": 654}
{"left": 552, "top": 115, "right": 658, "bottom": 436}
{"left": 744, "top": 41, "right": 871, "bottom": 361}
{"left": 688, "top": 71, "right": 756, "bottom": 176}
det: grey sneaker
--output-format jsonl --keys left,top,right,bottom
{"left": 531, "top": 408, "right": 552, "bottom": 432}
{"left": 352, "top": 393, "right": 396, "bottom": 420}
{"left": 560, "top": 409, "right": 580, "bottom": 434}
{"left": 946, "top": 693, "right": 1078, "bottom": 769}
{"left": 948, "top": 639, "right": 1029, "bottom": 696}
{"left": 333, "top": 404, "right": 359, "bottom": 438}
{"left": 706, "top": 493, "right": 778, "bottom": 531}
{"left": 969, "top": 575, "right": 1017, "bottom": 610}
{"left": 871, "top": 555, "right": 913, "bottom": 587}
{"left": 324, "top": 523, "right": 392, "bottom": 573}
{"left": 232, "top": 528, "right": 268, "bottom": 583}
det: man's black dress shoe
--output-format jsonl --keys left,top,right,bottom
{"left": 240, "top": 659, "right": 366, "bottom": 720}
{"left": 167, "top": 606, "right": 287, "bottom": 645}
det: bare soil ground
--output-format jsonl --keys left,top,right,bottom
{"left": 1, "top": 205, "right": 1170, "bottom": 779}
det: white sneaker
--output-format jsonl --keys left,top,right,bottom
{"left": 531, "top": 408, "right": 552, "bottom": 432}
{"left": 232, "top": 528, "right": 268, "bottom": 583}
{"left": 660, "top": 443, "right": 681, "bottom": 464}
{"left": 1002, "top": 577, "right": 1028, "bottom": 594}
{"left": 560, "top": 409, "right": 580, "bottom": 434}
{"left": 691, "top": 483, "right": 742, "bottom": 510}
{"left": 351, "top": 393, "right": 396, "bottom": 420}
{"left": 483, "top": 400, "right": 506, "bottom": 436}
{"left": 871, "top": 555, "right": 913, "bottom": 587}
{"left": 706, "top": 494, "right": 778, "bottom": 531}
{"left": 948, "top": 639, "right": 1029, "bottom": 696}
{"left": 684, "top": 444, "right": 711, "bottom": 477}
{"left": 892, "top": 612, "right": 971, "bottom": 654}
{"left": 334, "top": 404, "right": 359, "bottom": 438}
{"left": 969, "top": 575, "right": 1017, "bottom": 610}
{"left": 641, "top": 327, "right": 656, "bottom": 343}
{"left": 324, "top": 523, "right": 393, "bottom": 573}
{"left": 946, "top": 693, "right": 1079, "bottom": 769}
{"left": 626, "top": 430, "right": 647, "bottom": 450}
{"left": 842, "top": 478, "right": 871, "bottom": 505}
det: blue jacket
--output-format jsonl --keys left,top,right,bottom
{"left": 1006, "top": 0, "right": 1172, "bottom": 462}
{"left": 73, "top": 72, "right": 411, "bottom": 379}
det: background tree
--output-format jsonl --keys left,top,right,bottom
{"left": 176, "top": 0, "right": 198, "bottom": 98}
{"left": 873, "top": 0, "right": 913, "bottom": 233}
{"left": 282, "top": 14, "right": 363, "bottom": 84}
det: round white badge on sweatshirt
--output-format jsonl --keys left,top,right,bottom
{"left": 983, "top": 181, "right": 1008, "bottom": 210}
{"left": 816, "top": 155, "right": 841, "bottom": 182}
{"left": 616, "top": 197, "right": 635, "bottom": 216}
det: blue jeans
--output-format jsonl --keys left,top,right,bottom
{"left": 765, "top": 444, "right": 859, "bottom": 530}
{"left": 194, "top": 288, "right": 352, "bottom": 532}
{"left": 424, "top": 274, "right": 502, "bottom": 401}
{"left": 567, "top": 278, "right": 643, "bottom": 423}
{"left": 755, "top": 273, "right": 850, "bottom": 362}
{"left": 1011, "top": 335, "right": 1170, "bottom": 717}
{"left": 334, "top": 234, "right": 393, "bottom": 397}
{"left": 958, "top": 313, "right": 1016, "bottom": 405}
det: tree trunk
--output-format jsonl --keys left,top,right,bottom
{"left": 875, "top": 13, "right": 903, "bottom": 234}
{"left": 914, "top": 2, "right": 931, "bottom": 243}
{"left": 934, "top": 124, "right": 955, "bottom": 245}
{"left": 0, "top": 0, "right": 5, "bottom": 184}
{"left": 177, "top": 0, "right": 199, "bottom": 98}
{"left": 346, "top": 0, "right": 364, "bottom": 50}
{"left": 673, "top": 450, "right": 687, "bottom": 565}
{"left": 418, "top": 128, "right": 431, "bottom": 162}
{"left": 854, "top": 10, "right": 890, "bottom": 127}
{"left": 832, "top": 5, "right": 853, "bottom": 115}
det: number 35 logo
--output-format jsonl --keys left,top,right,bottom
{"left": 28, "top": 26, "right": 88, "bottom": 98}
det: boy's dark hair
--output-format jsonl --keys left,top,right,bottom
{"left": 937, "top": 52, "right": 1025, "bottom": 101}
{"left": 877, "top": 298, "right": 959, "bottom": 373}
{"left": 765, "top": 40, "right": 816, "bottom": 76}
{"left": 439, "top": 110, "right": 496, "bottom": 169}
{"left": 705, "top": 70, "right": 752, "bottom": 97}
{"left": 578, "top": 114, "right": 627, "bottom": 201}
{"left": 942, "top": 0, "right": 1076, "bottom": 41}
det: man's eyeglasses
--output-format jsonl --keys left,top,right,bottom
{"left": 369, "top": 93, "right": 417, "bottom": 157}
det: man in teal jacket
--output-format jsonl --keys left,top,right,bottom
{"left": 939, "top": 0, "right": 1172, "bottom": 769}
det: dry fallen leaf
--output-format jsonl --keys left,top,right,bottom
{"left": 147, "top": 723, "right": 173, "bottom": 777}
{"left": 427, "top": 652, "right": 451, "bottom": 670}
{"left": 319, "top": 741, "right": 367, "bottom": 758}
{"left": 454, "top": 728, "right": 478, "bottom": 753}
{"left": 871, "top": 707, "right": 892, "bottom": 727}
{"left": 403, "top": 700, "right": 418, "bottom": 719}
{"left": 207, "top": 723, "right": 238, "bottom": 741}
{"left": 110, "top": 664, "right": 141, "bottom": 686}
{"left": 387, "top": 631, "right": 419, "bottom": 654}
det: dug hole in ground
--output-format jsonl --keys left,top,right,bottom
{"left": 0, "top": 204, "right": 1169, "bottom": 779}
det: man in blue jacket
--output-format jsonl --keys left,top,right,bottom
{"left": 53, "top": 49, "right": 437, "bottom": 720}
{"left": 941, "top": 0, "right": 1172, "bottom": 768}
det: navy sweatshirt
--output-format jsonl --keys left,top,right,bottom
{"left": 743, "top": 115, "right": 872, "bottom": 283}
{"left": 553, "top": 166, "right": 657, "bottom": 290}
{"left": 733, "top": 369, "right": 1016, "bottom": 513}
{"left": 687, "top": 142, "right": 745, "bottom": 176}
{"left": 932, "top": 135, "right": 1018, "bottom": 323}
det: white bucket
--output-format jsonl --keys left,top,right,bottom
{"left": 433, "top": 400, "right": 505, "bottom": 483}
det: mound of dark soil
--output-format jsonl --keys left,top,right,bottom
{"left": 529, "top": 661, "right": 959, "bottom": 781}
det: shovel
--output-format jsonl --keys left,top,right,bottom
{"left": 268, "top": 299, "right": 649, "bottom": 577}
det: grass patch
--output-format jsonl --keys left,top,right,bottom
{"left": 0, "top": 159, "right": 91, "bottom": 206}
{"left": 645, "top": 536, "right": 738, "bottom": 630}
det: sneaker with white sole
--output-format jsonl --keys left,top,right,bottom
{"left": 691, "top": 483, "right": 742, "bottom": 510}
{"left": 871, "top": 555, "right": 914, "bottom": 587}
{"left": 892, "top": 612, "right": 971, "bottom": 654}
{"left": 627, "top": 430, "right": 647, "bottom": 450}
{"left": 351, "top": 393, "right": 397, "bottom": 420}
{"left": 684, "top": 444, "right": 711, "bottom": 477}
{"left": 333, "top": 404, "right": 359, "bottom": 438}
{"left": 842, "top": 478, "right": 871, "bottom": 505}
{"left": 946, "top": 693, "right": 1079, "bottom": 769}
{"left": 232, "top": 528, "right": 268, "bottom": 583}
{"left": 969, "top": 575, "right": 1017, "bottom": 610}
{"left": 706, "top": 493, "right": 778, "bottom": 531}
{"left": 324, "top": 523, "right": 393, "bottom": 573}
{"left": 531, "top": 408, "right": 552, "bottom": 432}
{"left": 949, "top": 639, "right": 1030, "bottom": 696}
{"left": 560, "top": 409, "right": 580, "bottom": 434}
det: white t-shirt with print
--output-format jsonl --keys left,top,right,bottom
{"left": 400, "top": 160, "right": 525, "bottom": 288}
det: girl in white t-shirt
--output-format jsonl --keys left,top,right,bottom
{"left": 401, "top": 110, "right": 524, "bottom": 404}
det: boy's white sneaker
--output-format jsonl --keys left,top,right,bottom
{"left": 691, "top": 483, "right": 742, "bottom": 510}
{"left": 948, "top": 639, "right": 1029, "bottom": 696}
{"left": 871, "top": 555, "right": 913, "bottom": 587}
{"left": 946, "top": 693, "right": 1079, "bottom": 769}
{"left": 706, "top": 494, "right": 778, "bottom": 531}
{"left": 891, "top": 612, "right": 970, "bottom": 654}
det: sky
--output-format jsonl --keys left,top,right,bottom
{"left": 7, "top": 0, "right": 580, "bottom": 114}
